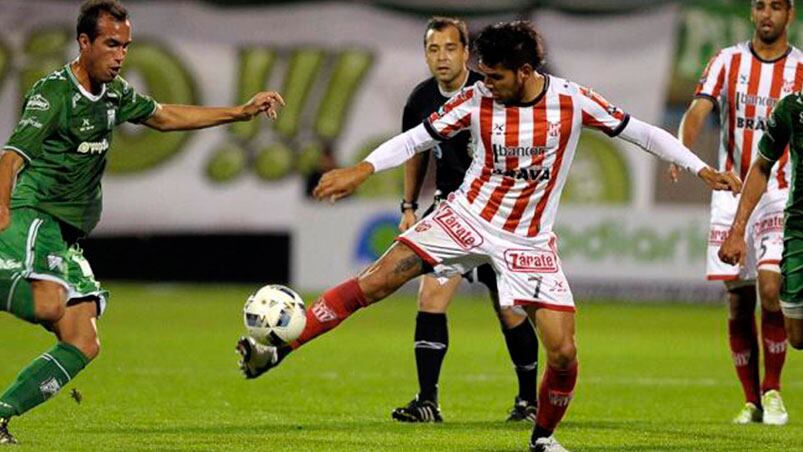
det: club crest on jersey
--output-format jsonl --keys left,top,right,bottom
{"left": 548, "top": 121, "right": 561, "bottom": 137}
{"left": 504, "top": 249, "right": 558, "bottom": 273}
{"left": 493, "top": 123, "right": 505, "bottom": 135}
{"left": 414, "top": 221, "right": 432, "bottom": 233}
{"left": 433, "top": 205, "right": 484, "bottom": 250}
{"left": 26, "top": 94, "right": 50, "bottom": 111}
{"left": 783, "top": 79, "right": 795, "bottom": 94}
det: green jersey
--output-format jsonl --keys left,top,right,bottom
{"left": 760, "top": 92, "right": 803, "bottom": 238}
{"left": 3, "top": 63, "right": 158, "bottom": 235}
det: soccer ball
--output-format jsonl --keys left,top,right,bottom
{"left": 243, "top": 284, "right": 306, "bottom": 346}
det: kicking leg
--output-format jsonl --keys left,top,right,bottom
{"left": 0, "top": 298, "right": 98, "bottom": 444}
{"left": 238, "top": 241, "right": 428, "bottom": 378}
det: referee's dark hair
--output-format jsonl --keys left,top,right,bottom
{"left": 424, "top": 16, "right": 469, "bottom": 48}
{"left": 77, "top": 0, "right": 129, "bottom": 42}
{"left": 474, "top": 21, "right": 546, "bottom": 71}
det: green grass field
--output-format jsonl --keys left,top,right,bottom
{"left": 1, "top": 283, "right": 802, "bottom": 451}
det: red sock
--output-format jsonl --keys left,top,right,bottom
{"left": 761, "top": 308, "right": 787, "bottom": 393}
{"left": 535, "top": 361, "right": 578, "bottom": 433}
{"left": 291, "top": 278, "right": 369, "bottom": 349}
{"left": 728, "top": 316, "right": 760, "bottom": 405}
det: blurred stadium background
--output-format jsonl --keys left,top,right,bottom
{"left": 0, "top": 0, "right": 772, "bottom": 302}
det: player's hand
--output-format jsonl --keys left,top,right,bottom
{"left": 0, "top": 205, "right": 10, "bottom": 232}
{"left": 668, "top": 163, "right": 681, "bottom": 183}
{"left": 313, "top": 162, "right": 375, "bottom": 202}
{"left": 698, "top": 167, "right": 741, "bottom": 194}
{"left": 241, "top": 91, "right": 285, "bottom": 120}
{"left": 399, "top": 210, "right": 418, "bottom": 232}
{"left": 718, "top": 228, "right": 747, "bottom": 266}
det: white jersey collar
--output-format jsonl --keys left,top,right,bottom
{"left": 66, "top": 61, "right": 107, "bottom": 102}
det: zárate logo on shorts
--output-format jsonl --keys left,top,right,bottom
{"left": 433, "top": 206, "right": 483, "bottom": 250}
{"left": 504, "top": 249, "right": 558, "bottom": 273}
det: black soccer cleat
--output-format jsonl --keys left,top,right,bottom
{"left": 506, "top": 396, "right": 537, "bottom": 423}
{"left": 0, "top": 418, "right": 17, "bottom": 445}
{"left": 236, "top": 336, "right": 287, "bottom": 379}
{"left": 391, "top": 396, "right": 443, "bottom": 423}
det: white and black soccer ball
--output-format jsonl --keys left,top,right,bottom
{"left": 243, "top": 284, "right": 306, "bottom": 346}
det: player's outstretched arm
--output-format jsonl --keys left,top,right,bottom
{"left": 143, "top": 91, "right": 285, "bottom": 132}
{"left": 618, "top": 117, "right": 741, "bottom": 194}
{"left": 313, "top": 123, "right": 438, "bottom": 202}
{"left": 0, "top": 151, "right": 24, "bottom": 231}
{"left": 671, "top": 98, "right": 715, "bottom": 182}
{"left": 719, "top": 158, "right": 773, "bottom": 266}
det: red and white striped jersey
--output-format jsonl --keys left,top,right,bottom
{"left": 424, "top": 76, "right": 629, "bottom": 238}
{"left": 696, "top": 42, "right": 803, "bottom": 191}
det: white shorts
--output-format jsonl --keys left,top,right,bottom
{"left": 396, "top": 196, "right": 575, "bottom": 312}
{"left": 706, "top": 189, "right": 786, "bottom": 282}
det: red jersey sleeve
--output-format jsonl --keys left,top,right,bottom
{"left": 694, "top": 51, "right": 727, "bottom": 105}
{"left": 424, "top": 86, "right": 477, "bottom": 140}
{"left": 578, "top": 86, "right": 630, "bottom": 137}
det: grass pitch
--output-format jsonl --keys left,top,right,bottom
{"left": 1, "top": 283, "right": 802, "bottom": 451}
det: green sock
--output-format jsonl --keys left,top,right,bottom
{"left": 0, "top": 273, "right": 35, "bottom": 323}
{"left": 0, "top": 343, "right": 89, "bottom": 418}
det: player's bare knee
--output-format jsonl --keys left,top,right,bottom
{"left": 757, "top": 282, "right": 780, "bottom": 310}
{"left": 545, "top": 341, "right": 576, "bottom": 369}
{"left": 67, "top": 333, "right": 100, "bottom": 361}
{"left": 786, "top": 319, "right": 803, "bottom": 349}
{"left": 32, "top": 284, "right": 67, "bottom": 323}
{"left": 418, "top": 287, "right": 449, "bottom": 313}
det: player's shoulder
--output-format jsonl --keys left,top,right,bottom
{"left": 27, "top": 65, "right": 71, "bottom": 98}
{"left": 788, "top": 45, "right": 803, "bottom": 63}
{"left": 467, "top": 80, "right": 491, "bottom": 98}
{"left": 778, "top": 91, "right": 803, "bottom": 113}
{"left": 107, "top": 75, "right": 136, "bottom": 97}
{"left": 548, "top": 75, "right": 587, "bottom": 97}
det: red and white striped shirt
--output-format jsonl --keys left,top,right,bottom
{"left": 696, "top": 42, "right": 803, "bottom": 192}
{"left": 424, "top": 76, "right": 629, "bottom": 238}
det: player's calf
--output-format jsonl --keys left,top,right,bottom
{"left": 784, "top": 317, "right": 803, "bottom": 349}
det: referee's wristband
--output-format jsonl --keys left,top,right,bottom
{"left": 400, "top": 200, "right": 418, "bottom": 213}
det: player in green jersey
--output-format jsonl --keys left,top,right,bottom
{"left": 0, "top": 0, "right": 284, "bottom": 443}
{"left": 720, "top": 91, "right": 803, "bottom": 352}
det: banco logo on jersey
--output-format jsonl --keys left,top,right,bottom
{"left": 735, "top": 92, "right": 778, "bottom": 110}
{"left": 433, "top": 205, "right": 483, "bottom": 250}
{"left": 492, "top": 143, "right": 546, "bottom": 163}
{"left": 77, "top": 139, "right": 110, "bottom": 154}
{"left": 504, "top": 249, "right": 558, "bottom": 273}
{"left": 26, "top": 94, "right": 50, "bottom": 111}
